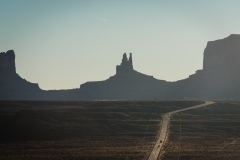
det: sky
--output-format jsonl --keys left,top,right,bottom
{"left": 1, "top": 0, "right": 240, "bottom": 90}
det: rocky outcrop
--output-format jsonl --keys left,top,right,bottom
{"left": 79, "top": 53, "right": 169, "bottom": 100}
{"left": 3, "top": 34, "right": 240, "bottom": 100}
{"left": 80, "top": 34, "right": 240, "bottom": 100}
{"left": 0, "top": 50, "right": 16, "bottom": 74}
{"left": 203, "top": 34, "right": 240, "bottom": 73}
{"left": 0, "top": 50, "right": 41, "bottom": 100}
{"left": 116, "top": 53, "right": 133, "bottom": 75}
{"left": 172, "top": 34, "right": 240, "bottom": 99}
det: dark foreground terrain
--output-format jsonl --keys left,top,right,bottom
{"left": 161, "top": 101, "right": 240, "bottom": 160}
{"left": 0, "top": 101, "right": 203, "bottom": 160}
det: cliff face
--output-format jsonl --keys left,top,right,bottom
{"left": 172, "top": 34, "right": 240, "bottom": 99}
{"left": 0, "top": 50, "right": 16, "bottom": 74}
{"left": 0, "top": 50, "right": 41, "bottom": 100}
{"left": 203, "top": 34, "right": 240, "bottom": 74}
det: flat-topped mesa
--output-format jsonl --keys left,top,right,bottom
{"left": 0, "top": 50, "right": 16, "bottom": 74}
{"left": 203, "top": 34, "right": 240, "bottom": 73}
{"left": 116, "top": 53, "right": 133, "bottom": 75}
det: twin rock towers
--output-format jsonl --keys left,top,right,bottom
{"left": 116, "top": 53, "right": 133, "bottom": 75}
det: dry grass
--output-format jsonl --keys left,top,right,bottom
{"left": 0, "top": 101, "right": 203, "bottom": 160}
{"left": 161, "top": 101, "right": 240, "bottom": 160}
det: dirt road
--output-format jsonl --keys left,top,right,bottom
{"left": 147, "top": 101, "right": 215, "bottom": 160}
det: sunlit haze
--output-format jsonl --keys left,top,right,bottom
{"left": 1, "top": 0, "right": 240, "bottom": 90}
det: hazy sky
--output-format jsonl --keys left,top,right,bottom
{"left": 1, "top": 0, "right": 240, "bottom": 90}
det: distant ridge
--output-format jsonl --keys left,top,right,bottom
{"left": 1, "top": 34, "right": 240, "bottom": 100}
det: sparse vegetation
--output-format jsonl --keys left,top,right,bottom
{"left": 161, "top": 101, "right": 240, "bottom": 160}
{"left": 0, "top": 101, "right": 203, "bottom": 160}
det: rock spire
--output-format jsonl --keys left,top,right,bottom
{"left": 116, "top": 53, "right": 133, "bottom": 75}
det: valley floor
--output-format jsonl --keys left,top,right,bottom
{"left": 0, "top": 101, "right": 202, "bottom": 160}
{"left": 161, "top": 101, "right": 240, "bottom": 160}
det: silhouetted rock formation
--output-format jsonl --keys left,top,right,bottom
{"left": 0, "top": 50, "right": 16, "bottom": 74}
{"left": 0, "top": 50, "right": 41, "bottom": 100}
{"left": 0, "top": 50, "right": 82, "bottom": 100}
{"left": 116, "top": 53, "right": 133, "bottom": 75}
{"left": 2, "top": 34, "right": 240, "bottom": 100}
{"left": 203, "top": 34, "right": 240, "bottom": 73}
{"left": 80, "top": 35, "right": 240, "bottom": 100}
{"left": 172, "top": 34, "right": 240, "bottom": 99}
{"left": 79, "top": 53, "right": 169, "bottom": 99}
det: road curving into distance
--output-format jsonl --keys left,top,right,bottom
{"left": 147, "top": 101, "right": 215, "bottom": 160}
